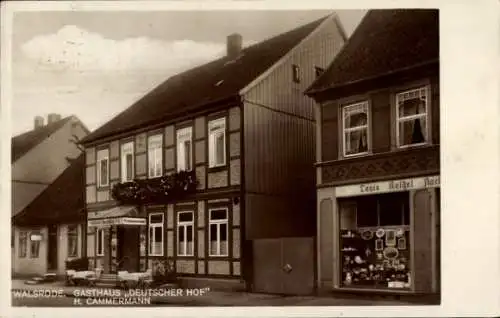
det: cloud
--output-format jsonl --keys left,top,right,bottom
{"left": 21, "top": 25, "right": 227, "bottom": 72}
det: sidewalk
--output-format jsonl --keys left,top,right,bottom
{"left": 11, "top": 279, "right": 416, "bottom": 306}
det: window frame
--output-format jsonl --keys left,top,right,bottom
{"left": 67, "top": 225, "right": 79, "bottom": 258}
{"left": 18, "top": 231, "right": 28, "bottom": 258}
{"left": 148, "top": 134, "right": 163, "bottom": 178}
{"left": 148, "top": 213, "right": 164, "bottom": 257}
{"left": 341, "top": 101, "right": 371, "bottom": 158}
{"left": 96, "top": 228, "right": 105, "bottom": 256}
{"left": 120, "top": 141, "right": 135, "bottom": 182}
{"left": 176, "top": 127, "right": 193, "bottom": 172}
{"left": 96, "top": 149, "right": 109, "bottom": 187}
{"left": 395, "top": 85, "right": 430, "bottom": 149}
{"left": 29, "top": 233, "right": 40, "bottom": 258}
{"left": 208, "top": 117, "right": 227, "bottom": 168}
{"left": 176, "top": 211, "right": 194, "bottom": 257}
{"left": 208, "top": 207, "right": 229, "bottom": 257}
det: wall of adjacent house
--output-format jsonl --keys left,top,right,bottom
{"left": 12, "top": 117, "right": 88, "bottom": 215}
{"left": 242, "top": 15, "right": 345, "bottom": 239}
{"left": 12, "top": 226, "right": 48, "bottom": 276}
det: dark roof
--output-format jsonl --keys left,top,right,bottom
{"left": 13, "top": 154, "right": 85, "bottom": 226}
{"left": 307, "top": 9, "right": 439, "bottom": 94}
{"left": 11, "top": 116, "right": 73, "bottom": 163}
{"left": 81, "top": 15, "right": 331, "bottom": 145}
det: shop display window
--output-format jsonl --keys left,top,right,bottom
{"left": 339, "top": 192, "right": 411, "bottom": 289}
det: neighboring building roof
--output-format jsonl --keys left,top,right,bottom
{"left": 13, "top": 154, "right": 85, "bottom": 226}
{"left": 307, "top": 9, "right": 439, "bottom": 95}
{"left": 11, "top": 116, "right": 73, "bottom": 163}
{"left": 81, "top": 15, "right": 333, "bottom": 145}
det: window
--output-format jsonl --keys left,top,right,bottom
{"left": 97, "top": 149, "right": 109, "bottom": 187}
{"left": 396, "top": 86, "right": 429, "bottom": 147}
{"left": 177, "top": 212, "right": 194, "bottom": 256}
{"left": 314, "top": 66, "right": 325, "bottom": 78}
{"left": 148, "top": 134, "right": 163, "bottom": 178}
{"left": 292, "top": 64, "right": 301, "bottom": 83}
{"left": 96, "top": 228, "right": 104, "bottom": 256}
{"left": 176, "top": 127, "right": 193, "bottom": 172}
{"left": 121, "top": 142, "right": 134, "bottom": 182}
{"left": 209, "top": 208, "right": 228, "bottom": 256}
{"left": 67, "top": 225, "right": 78, "bottom": 257}
{"left": 342, "top": 102, "right": 370, "bottom": 157}
{"left": 339, "top": 193, "right": 411, "bottom": 289}
{"left": 208, "top": 118, "right": 226, "bottom": 168}
{"left": 149, "top": 213, "right": 164, "bottom": 256}
{"left": 18, "top": 232, "right": 27, "bottom": 258}
{"left": 30, "top": 234, "right": 40, "bottom": 258}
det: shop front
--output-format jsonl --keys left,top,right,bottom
{"left": 87, "top": 206, "right": 147, "bottom": 273}
{"left": 317, "top": 175, "right": 440, "bottom": 295}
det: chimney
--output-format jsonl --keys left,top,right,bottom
{"left": 227, "top": 33, "right": 242, "bottom": 60}
{"left": 47, "top": 113, "right": 62, "bottom": 125}
{"left": 34, "top": 116, "right": 44, "bottom": 130}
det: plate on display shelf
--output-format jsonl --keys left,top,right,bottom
{"left": 375, "top": 228, "right": 385, "bottom": 238}
{"left": 360, "top": 230, "right": 374, "bottom": 240}
{"left": 396, "top": 228, "right": 405, "bottom": 237}
{"left": 383, "top": 247, "right": 399, "bottom": 260}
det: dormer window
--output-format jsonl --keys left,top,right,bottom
{"left": 292, "top": 64, "right": 301, "bottom": 83}
{"left": 396, "top": 86, "right": 429, "bottom": 148}
{"left": 342, "top": 102, "right": 370, "bottom": 157}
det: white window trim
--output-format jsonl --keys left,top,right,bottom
{"left": 148, "top": 134, "right": 163, "bottom": 178}
{"left": 177, "top": 211, "right": 194, "bottom": 256}
{"left": 148, "top": 213, "right": 164, "bottom": 257}
{"left": 395, "top": 86, "right": 430, "bottom": 149}
{"left": 208, "top": 118, "right": 227, "bottom": 168}
{"left": 208, "top": 207, "right": 229, "bottom": 257}
{"left": 342, "top": 101, "right": 370, "bottom": 158}
{"left": 96, "top": 228, "right": 104, "bottom": 256}
{"left": 121, "top": 142, "right": 135, "bottom": 182}
{"left": 176, "top": 127, "right": 193, "bottom": 172}
{"left": 97, "top": 149, "right": 109, "bottom": 187}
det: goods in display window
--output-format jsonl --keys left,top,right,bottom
{"left": 340, "top": 228, "right": 411, "bottom": 289}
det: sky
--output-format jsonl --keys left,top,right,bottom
{"left": 11, "top": 10, "right": 366, "bottom": 136}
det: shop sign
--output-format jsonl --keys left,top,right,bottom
{"left": 87, "top": 217, "right": 146, "bottom": 228}
{"left": 335, "top": 175, "right": 440, "bottom": 198}
{"left": 30, "top": 234, "right": 43, "bottom": 241}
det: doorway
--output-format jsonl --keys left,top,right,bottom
{"left": 116, "top": 226, "right": 140, "bottom": 272}
{"left": 47, "top": 225, "right": 58, "bottom": 271}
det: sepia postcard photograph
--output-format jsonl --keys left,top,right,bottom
{"left": 1, "top": 1, "right": 499, "bottom": 317}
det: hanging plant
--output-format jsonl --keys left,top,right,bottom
{"left": 111, "top": 170, "right": 198, "bottom": 205}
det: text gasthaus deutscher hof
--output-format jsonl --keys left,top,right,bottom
{"left": 13, "top": 287, "right": 211, "bottom": 306}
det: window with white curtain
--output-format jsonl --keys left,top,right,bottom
{"left": 209, "top": 208, "right": 228, "bottom": 256}
{"left": 121, "top": 142, "right": 134, "bottom": 182}
{"left": 149, "top": 213, "right": 164, "bottom": 256}
{"left": 177, "top": 212, "right": 194, "bottom": 256}
{"left": 176, "top": 127, "right": 192, "bottom": 172}
{"left": 148, "top": 134, "right": 163, "bottom": 178}
{"left": 18, "top": 232, "right": 27, "bottom": 258}
{"left": 208, "top": 118, "right": 226, "bottom": 168}
{"left": 396, "top": 86, "right": 429, "bottom": 148}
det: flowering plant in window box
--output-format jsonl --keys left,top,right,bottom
{"left": 111, "top": 170, "right": 198, "bottom": 205}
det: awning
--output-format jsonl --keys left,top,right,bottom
{"left": 87, "top": 206, "right": 146, "bottom": 227}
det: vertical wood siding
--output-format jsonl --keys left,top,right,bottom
{"left": 243, "top": 16, "right": 345, "bottom": 196}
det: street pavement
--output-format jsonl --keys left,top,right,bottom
{"left": 10, "top": 279, "right": 419, "bottom": 307}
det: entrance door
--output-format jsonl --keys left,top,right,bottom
{"left": 47, "top": 225, "right": 58, "bottom": 271}
{"left": 117, "top": 227, "right": 140, "bottom": 272}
